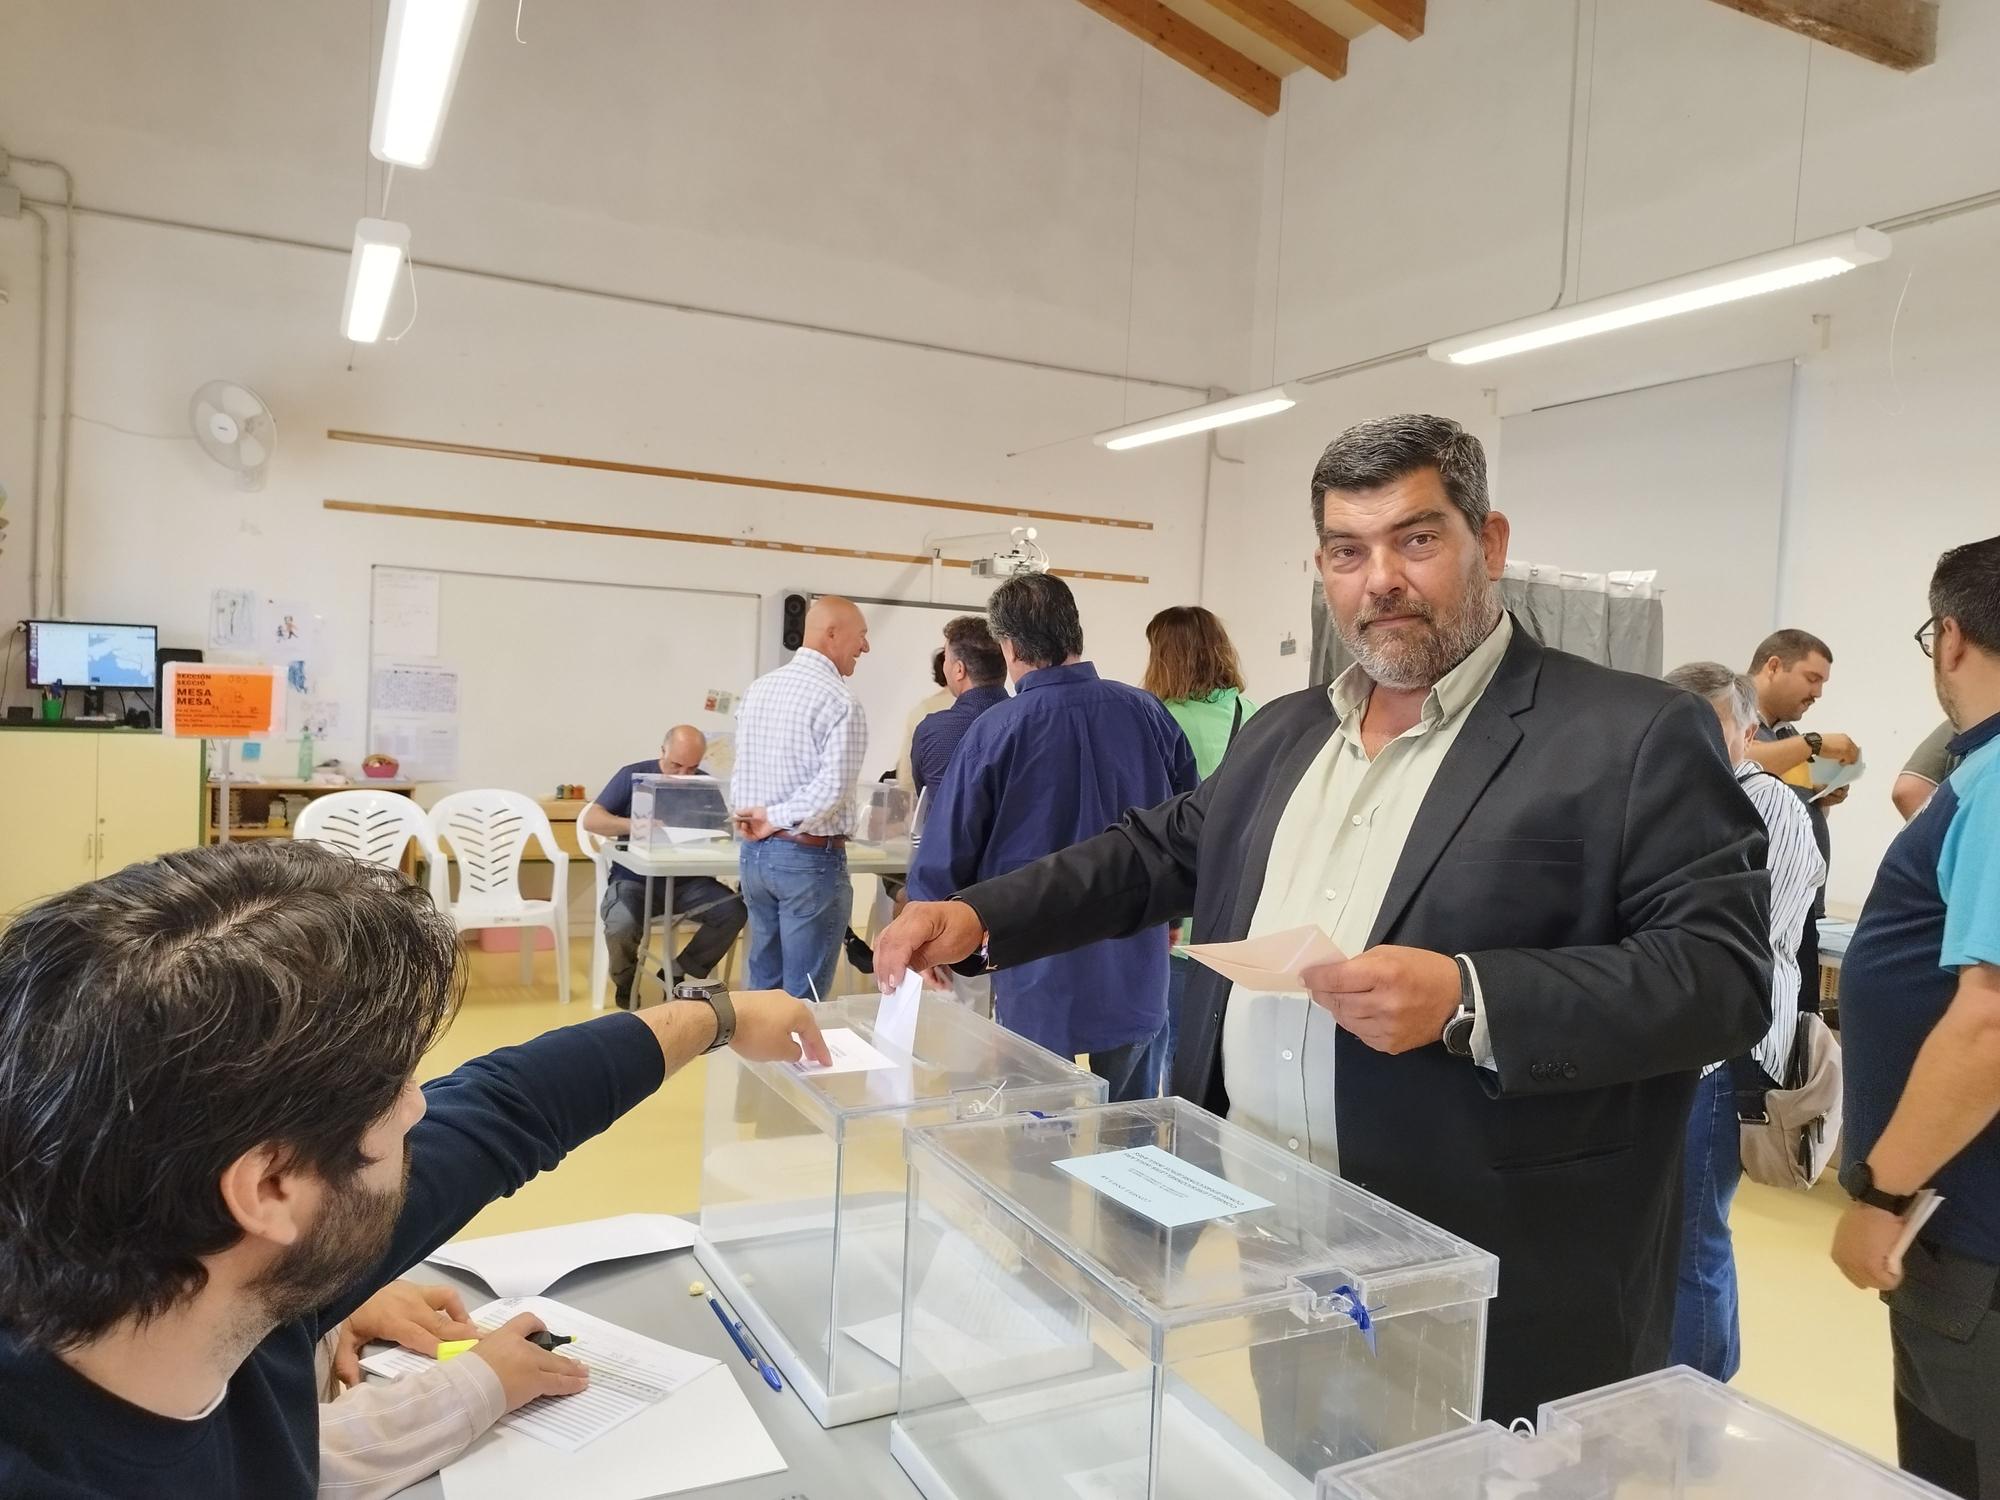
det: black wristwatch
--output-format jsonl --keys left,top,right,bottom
{"left": 1440, "top": 955, "right": 1478, "bottom": 1057}
{"left": 1802, "top": 731, "right": 1824, "bottom": 757}
{"left": 1838, "top": 1159, "right": 1915, "bottom": 1216}
{"left": 674, "top": 979, "right": 736, "bottom": 1054}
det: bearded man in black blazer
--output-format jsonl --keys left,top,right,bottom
{"left": 873, "top": 413, "right": 1770, "bottom": 1432}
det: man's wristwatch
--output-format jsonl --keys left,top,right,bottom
{"left": 1838, "top": 1159, "right": 1915, "bottom": 1216}
{"left": 1440, "top": 955, "right": 1478, "bottom": 1058}
{"left": 674, "top": 979, "right": 736, "bottom": 1054}
{"left": 1802, "top": 731, "right": 1824, "bottom": 757}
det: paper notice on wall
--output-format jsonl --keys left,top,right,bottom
{"left": 372, "top": 567, "right": 441, "bottom": 658}
{"left": 372, "top": 661, "right": 460, "bottom": 716}
{"left": 209, "top": 588, "right": 258, "bottom": 651}
{"left": 371, "top": 717, "right": 459, "bottom": 780}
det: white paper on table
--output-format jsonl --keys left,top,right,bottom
{"left": 442, "top": 1363, "right": 784, "bottom": 1500}
{"left": 877, "top": 967, "right": 924, "bottom": 1052}
{"left": 416, "top": 1213, "right": 696, "bottom": 1299}
{"left": 363, "top": 1296, "right": 716, "bottom": 1454}
{"left": 1055, "top": 1145, "right": 1274, "bottom": 1229}
{"left": 661, "top": 826, "right": 731, "bottom": 845}
{"left": 792, "top": 1025, "right": 898, "bottom": 1075}
{"left": 1183, "top": 925, "right": 1345, "bottom": 994}
{"left": 841, "top": 1228, "right": 1087, "bottom": 1371}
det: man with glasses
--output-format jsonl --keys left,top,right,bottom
{"left": 1833, "top": 538, "right": 2000, "bottom": 1499}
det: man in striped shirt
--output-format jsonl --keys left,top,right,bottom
{"left": 1666, "top": 661, "right": 1825, "bottom": 1381}
{"left": 731, "top": 597, "right": 871, "bottom": 999}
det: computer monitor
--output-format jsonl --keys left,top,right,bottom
{"left": 25, "top": 620, "right": 160, "bottom": 689}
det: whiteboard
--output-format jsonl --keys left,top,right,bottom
{"left": 1499, "top": 362, "right": 1794, "bottom": 672}
{"left": 370, "top": 567, "right": 760, "bottom": 798}
{"left": 831, "top": 595, "right": 990, "bottom": 781}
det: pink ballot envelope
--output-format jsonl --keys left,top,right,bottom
{"left": 1183, "top": 925, "right": 1346, "bottom": 993}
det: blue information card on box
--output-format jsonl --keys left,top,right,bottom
{"left": 1053, "top": 1145, "right": 1274, "bottom": 1229}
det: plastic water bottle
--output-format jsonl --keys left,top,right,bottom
{"left": 297, "top": 728, "right": 315, "bottom": 781}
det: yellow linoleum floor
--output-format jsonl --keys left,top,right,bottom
{"left": 429, "top": 940, "right": 1897, "bottom": 1462}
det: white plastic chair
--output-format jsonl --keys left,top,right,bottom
{"left": 292, "top": 791, "right": 447, "bottom": 908}
{"left": 576, "top": 815, "right": 615, "bottom": 1011}
{"left": 427, "top": 790, "right": 571, "bottom": 1004}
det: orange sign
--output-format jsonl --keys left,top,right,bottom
{"left": 163, "top": 663, "right": 281, "bottom": 738}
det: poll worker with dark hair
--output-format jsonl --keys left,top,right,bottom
{"left": 875, "top": 413, "right": 1769, "bottom": 1426}
{"left": 1832, "top": 535, "right": 2000, "bottom": 1500}
{"left": 905, "top": 572, "right": 1196, "bottom": 1102}
{"left": 0, "top": 839, "right": 829, "bottom": 1497}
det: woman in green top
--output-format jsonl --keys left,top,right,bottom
{"left": 1143, "top": 606, "right": 1255, "bottom": 1094}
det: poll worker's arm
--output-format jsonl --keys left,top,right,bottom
{"left": 1318, "top": 691, "right": 1772, "bottom": 1090}
{"left": 1834, "top": 775, "right": 2000, "bottom": 1290}
{"left": 579, "top": 801, "right": 627, "bottom": 838}
{"left": 751, "top": 698, "right": 868, "bottom": 836}
{"left": 316, "top": 998, "right": 828, "bottom": 1330}
{"left": 1895, "top": 721, "right": 1957, "bottom": 822}
{"left": 875, "top": 771, "right": 1214, "bottom": 984}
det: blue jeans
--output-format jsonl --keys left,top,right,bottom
{"left": 737, "top": 838, "right": 850, "bottom": 1001}
{"left": 1671, "top": 1063, "right": 1744, "bottom": 1381}
{"left": 1090, "top": 1024, "right": 1167, "bottom": 1105}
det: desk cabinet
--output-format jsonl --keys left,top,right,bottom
{"left": 0, "top": 729, "right": 203, "bottom": 918}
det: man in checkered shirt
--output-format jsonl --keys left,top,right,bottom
{"left": 731, "top": 597, "right": 871, "bottom": 999}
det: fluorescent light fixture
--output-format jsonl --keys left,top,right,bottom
{"left": 342, "top": 218, "right": 411, "bottom": 343}
{"left": 1428, "top": 227, "right": 1893, "bottom": 366}
{"left": 1094, "top": 386, "right": 1299, "bottom": 451}
{"left": 370, "top": 0, "right": 481, "bottom": 168}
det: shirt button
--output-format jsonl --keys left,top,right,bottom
{"left": 1323, "top": 889, "right": 1338, "bottom": 901}
{"left": 1287, "top": 1138, "right": 1301, "bottom": 1151}
{"left": 1351, "top": 814, "right": 1366, "bottom": 827}
{"left": 1281, "top": 1049, "right": 1294, "bottom": 1061}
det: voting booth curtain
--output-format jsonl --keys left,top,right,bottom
{"left": 1309, "top": 564, "right": 1665, "bottom": 688}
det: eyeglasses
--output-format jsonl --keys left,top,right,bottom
{"left": 1915, "top": 617, "right": 1939, "bottom": 659}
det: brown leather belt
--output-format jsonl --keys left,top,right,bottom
{"left": 775, "top": 830, "right": 847, "bottom": 850}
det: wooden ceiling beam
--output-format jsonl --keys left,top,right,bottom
{"left": 1071, "top": 0, "right": 1282, "bottom": 115}
{"left": 1343, "top": 0, "right": 1425, "bottom": 41}
{"left": 1203, "top": 0, "right": 1348, "bottom": 80}
{"left": 1707, "top": 0, "right": 1936, "bottom": 71}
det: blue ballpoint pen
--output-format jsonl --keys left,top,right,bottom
{"left": 710, "top": 1296, "right": 783, "bottom": 1391}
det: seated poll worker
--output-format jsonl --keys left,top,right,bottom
{"left": 0, "top": 840, "right": 828, "bottom": 1498}
{"left": 874, "top": 413, "right": 1771, "bottom": 1427}
{"left": 582, "top": 724, "right": 749, "bottom": 1008}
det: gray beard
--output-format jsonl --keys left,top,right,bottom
{"left": 1338, "top": 577, "right": 1501, "bottom": 691}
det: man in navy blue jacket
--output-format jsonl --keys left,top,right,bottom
{"left": 0, "top": 839, "right": 827, "bottom": 1498}
{"left": 908, "top": 573, "right": 1196, "bottom": 1100}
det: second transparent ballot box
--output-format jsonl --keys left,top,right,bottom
{"left": 628, "top": 773, "right": 733, "bottom": 853}
{"left": 853, "top": 780, "right": 915, "bottom": 843}
{"left": 694, "top": 992, "right": 1106, "bottom": 1425}
{"left": 890, "top": 1098, "right": 1500, "bottom": 1500}
{"left": 1317, "top": 1366, "right": 1953, "bottom": 1499}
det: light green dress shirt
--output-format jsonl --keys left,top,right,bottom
{"left": 1220, "top": 615, "right": 1513, "bottom": 1171}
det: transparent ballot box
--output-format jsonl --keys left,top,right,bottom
{"left": 889, "top": 1098, "right": 1499, "bottom": 1500}
{"left": 1317, "top": 1366, "right": 1952, "bottom": 1499}
{"left": 628, "top": 773, "right": 733, "bottom": 853}
{"left": 854, "top": 780, "right": 915, "bottom": 843}
{"left": 694, "top": 992, "right": 1106, "bottom": 1426}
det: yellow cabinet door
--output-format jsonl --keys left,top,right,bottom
{"left": 95, "top": 735, "right": 205, "bottom": 877}
{"left": 0, "top": 732, "right": 101, "bottom": 919}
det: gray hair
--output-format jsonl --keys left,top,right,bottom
{"left": 1666, "top": 661, "right": 1758, "bottom": 736}
{"left": 1310, "top": 414, "right": 1491, "bottom": 537}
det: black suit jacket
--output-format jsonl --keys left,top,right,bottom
{"left": 960, "top": 622, "right": 1771, "bottom": 1421}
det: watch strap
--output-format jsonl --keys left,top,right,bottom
{"left": 695, "top": 987, "right": 736, "bottom": 1053}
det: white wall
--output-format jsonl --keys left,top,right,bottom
{"left": 1209, "top": 0, "right": 2000, "bottom": 907}
{"left": 0, "top": 0, "right": 1266, "bottom": 780}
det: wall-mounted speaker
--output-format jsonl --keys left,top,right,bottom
{"left": 781, "top": 592, "right": 808, "bottom": 651}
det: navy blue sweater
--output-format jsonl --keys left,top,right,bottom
{"left": 0, "top": 1013, "right": 665, "bottom": 1498}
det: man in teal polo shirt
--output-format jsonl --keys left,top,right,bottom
{"left": 1832, "top": 534, "right": 2000, "bottom": 1499}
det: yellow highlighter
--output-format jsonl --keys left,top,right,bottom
{"left": 435, "top": 1339, "right": 480, "bottom": 1362}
